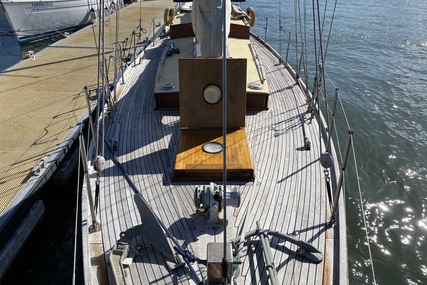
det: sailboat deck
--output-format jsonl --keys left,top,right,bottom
{"left": 83, "top": 35, "right": 344, "bottom": 284}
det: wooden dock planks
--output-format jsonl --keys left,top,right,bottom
{"left": 0, "top": 0, "right": 174, "bottom": 216}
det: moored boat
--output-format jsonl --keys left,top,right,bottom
{"left": 80, "top": 0, "right": 352, "bottom": 284}
{"left": 0, "top": 0, "right": 118, "bottom": 42}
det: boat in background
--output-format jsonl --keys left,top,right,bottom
{"left": 0, "top": 0, "right": 120, "bottom": 43}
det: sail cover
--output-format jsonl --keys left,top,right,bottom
{"left": 191, "top": 0, "right": 231, "bottom": 58}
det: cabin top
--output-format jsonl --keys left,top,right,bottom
{"left": 155, "top": 8, "right": 270, "bottom": 111}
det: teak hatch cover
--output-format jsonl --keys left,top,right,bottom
{"left": 172, "top": 58, "right": 255, "bottom": 181}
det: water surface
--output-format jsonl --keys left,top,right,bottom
{"left": 247, "top": 0, "right": 427, "bottom": 284}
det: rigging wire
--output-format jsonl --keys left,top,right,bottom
{"left": 279, "top": 0, "right": 283, "bottom": 59}
{"left": 321, "top": 0, "right": 338, "bottom": 63}
{"left": 94, "top": 0, "right": 121, "bottom": 211}
{"left": 90, "top": 23, "right": 99, "bottom": 59}
{"left": 291, "top": 1, "right": 378, "bottom": 283}
{"left": 351, "top": 140, "right": 378, "bottom": 285}
{"left": 309, "top": 43, "right": 379, "bottom": 283}
{"left": 315, "top": 0, "right": 328, "bottom": 102}
{"left": 328, "top": 89, "right": 378, "bottom": 284}
{"left": 294, "top": 0, "right": 299, "bottom": 69}
{"left": 330, "top": 87, "right": 378, "bottom": 285}
{"left": 303, "top": 0, "right": 309, "bottom": 92}
{"left": 72, "top": 130, "right": 83, "bottom": 285}
{"left": 222, "top": 0, "right": 229, "bottom": 283}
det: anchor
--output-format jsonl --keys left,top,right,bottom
{"left": 109, "top": 193, "right": 183, "bottom": 285}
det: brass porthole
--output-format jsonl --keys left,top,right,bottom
{"left": 203, "top": 84, "right": 222, "bottom": 104}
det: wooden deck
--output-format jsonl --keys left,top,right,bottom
{"left": 82, "top": 28, "right": 348, "bottom": 284}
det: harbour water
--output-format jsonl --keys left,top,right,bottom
{"left": 1, "top": 0, "right": 426, "bottom": 284}
{"left": 0, "top": 7, "right": 19, "bottom": 70}
{"left": 245, "top": 0, "right": 427, "bottom": 284}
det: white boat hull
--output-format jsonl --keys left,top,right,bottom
{"left": 1, "top": 0, "right": 104, "bottom": 42}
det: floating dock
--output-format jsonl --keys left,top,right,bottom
{"left": 0, "top": 0, "right": 172, "bottom": 277}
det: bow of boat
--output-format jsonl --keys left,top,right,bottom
{"left": 80, "top": 1, "right": 349, "bottom": 284}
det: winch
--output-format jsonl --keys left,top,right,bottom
{"left": 194, "top": 182, "right": 240, "bottom": 225}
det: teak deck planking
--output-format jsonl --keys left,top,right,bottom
{"left": 82, "top": 3, "right": 348, "bottom": 285}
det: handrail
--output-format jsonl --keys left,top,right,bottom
{"left": 330, "top": 130, "right": 353, "bottom": 222}
{"left": 252, "top": 21, "right": 377, "bottom": 282}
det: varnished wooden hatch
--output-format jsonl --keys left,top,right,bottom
{"left": 172, "top": 58, "right": 255, "bottom": 181}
